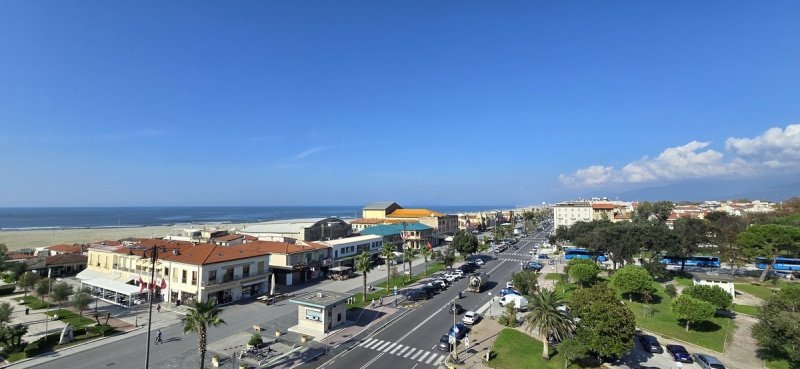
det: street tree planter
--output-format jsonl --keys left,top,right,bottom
{"left": 275, "top": 330, "right": 282, "bottom": 338}
{"left": 301, "top": 335, "right": 308, "bottom": 343}
{"left": 211, "top": 355, "right": 220, "bottom": 367}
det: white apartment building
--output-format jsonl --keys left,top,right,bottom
{"left": 553, "top": 201, "right": 593, "bottom": 231}
{"left": 320, "top": 235, "right": 383, "bottom": 268}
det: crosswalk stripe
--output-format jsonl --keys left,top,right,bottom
{"left": 410, "top": 350, "right": 423, "bottom": 360}
{"left": 425, "top": 353, "right": 438, "bottom": 364}
{"left": 375, "top": 341, "right": 391, "bottom": 351}
{"left": 359, "top": 338, "right": 375, "bottom": 347}
{"left": 397, "top": 346, "right": 410, "bottom": 356}
{"left": 366, "top": 339, "right": 385, "bottom": 349}
{"left": 403, "top": 348, "right": 417, "bottom": 358}
{"left": 434, "top": 355, "right": 445, "bottom": 365}
{"left": 382, "top": 342, "right": 398, "bottom": 352}
{"left": 390, "top": 344, "right": 404, "bottom": 354}
{"left": 417, "top": 352, "right": 430, "bottom": 362}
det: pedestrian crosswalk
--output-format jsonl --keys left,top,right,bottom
{"left": 358, "top": 337, "right": 446, "bottom": 366}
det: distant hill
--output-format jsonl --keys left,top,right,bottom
{"left": 607, "top": 178, "right": 800, "bottom": 203}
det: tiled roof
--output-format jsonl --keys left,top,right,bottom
{"left": 46, "top": 244, "right": 84, "bottom": 254}
{"left": 46, "top": 254, "right": 88, "bottom": 266}
{"left": 592, "top": 203, "right": 615, "bottom": 210}
{"left": 110, "top": 239, "right": 271, "bottom": 266}
{"left": 242, "top": 240, "right": 329, "bottom": 255}
{"left": 7, "top": 253, "right": 36, "bottom": 260}
{"left": 387, "top": 209, "right": 444, "bottom": 218}
{"left": 361, "top": 223, "right": 433, "bottom": 236}
{"left": 214, "top": 234, "right": 244, "bottom": 242}
{"left": 350, "top": 218, "right": 386, "bottom": 225}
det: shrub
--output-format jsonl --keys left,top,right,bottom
{"left": 23, "top": 339, "right": 42, "bottom": 357}
{"left": 248, "top": 333, "right": 262, "bottom": 346}
{"left": 0, "top": 284, "right": 17, "bottom": 296}
{"left": 665, "top": 284, "right": 678, "bottom": 298}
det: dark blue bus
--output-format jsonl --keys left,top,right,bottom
{"left": 755, "top": 257, "right": 800, "bottom": 272}
{"left": 660, "top": 255, "right": 721, "bottom": 268}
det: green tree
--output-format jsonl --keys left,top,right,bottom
{"left": 35, "top": 278, "right": 51, "bottom": 302}
{"left": 419, "top": 245, "right": 432, "bottom": 275}
{"left": 737, "top": 224, "right": 800, "bottom": 282}
{"left": 0, "top": 243, "right": 7, "bottom": 273}
{"left": 752, "top": 284, "right": 800, "bottom": 368}
{"left": 0, "top": 302, "right": 12, "bottom": 325}
{"left": 525, "top": 289, "right": 574, "bottom": 360}
{"left": 354, "top": 252, "right": 373, "bottom": 302}
{"left": 569, "top": 283, "right": 636, "bottom": 359}
{"left": 498, "top": 300, "right": 517, "bottom": 327}
{"left": 709, "top": 213, "right": 750, "bottom": 276}
{"left": 671, "top": 218, "right": 711, "bottom": 272}
{"left": 381, "top": 242, "right": 397, "bottom": 293}
{"left": 403, "top": 247, "right": 416, "bottom": 284}
{"left": 634, "top": 201, "right": 674, "bottom": 224}
{"left": 5, "top": 263, "right": 26, "bottom": 282}
{"left": 17, "top": 271, "right": 39, "bottom": 298}
{"left": 72, "top": 287, "right": 93, "bottom": 319}
{"left": 558, "top": 337, "right": 590, "bottom": 369}
{"left": 683, "top": 284, "right": 733, "bottom": 310}
{"left": 567, "top": 259, "right": 601, "bottom": 288}
{"left": 611, "top": 265, "right": 654, "bottom": 302}
{"left": 50, "top": 281, "right": 73, "bottom": 308}
{"left": 183, "top": 300, "right": 227, "bottom": 369}
{"left": 451, "top": 230, "right": 479, "bottom": 255}
{"left": 510, "top": 270, "right": 539, "bottom": 296}
{"left": 0, "top": 324, "right": 28, "bottom": 351}
{"left": 665, "top": 284, "right": 678, "bottom": 298}
{"left": 442, "top": 246, "right": 456, "bottom": 268}
{"left": 671, "top": 294, "right": 716, "bottom": 331}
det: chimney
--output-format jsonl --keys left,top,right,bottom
{"left": 173, "top": 249, "right": 180, "bottom": 256}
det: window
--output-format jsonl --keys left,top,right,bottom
{"left": 164, "top": 268, "right": 169, "bottom": 276}
{"left": 208, "top": 270, "right": 217, "bottom": 283}
{"left": 173, "top": 268, "right": 179, "bottom": 282}
{"left": 243, "top": 265, "right": 250, "bottom": 277}
{"left": 191, "top": 271, "right": 197, "bottom": 286}
{"left": 181, "top": 270, "right": 187, "bottom": 284}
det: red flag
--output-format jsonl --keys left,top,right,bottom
{"left": 138, "top": 276, "right": 145, "bottom": 293}
{"left": 160, "top": 278, "right": 167, "bottom": 289}
{"left": 427, "top": 241, "right": 433, "bottom": 250}
{"left": 149, "top": 279, "right": 156, "bottom": 292}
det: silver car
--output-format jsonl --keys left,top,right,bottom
{"left": 693, "top": 353, "right": 726, "bottom": 369}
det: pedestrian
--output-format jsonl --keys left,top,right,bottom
{"left": 155, "top": 329, "right": 163, "bottom": 344}
{"left": 379, "top": 296, "right": 383, "bottom": 306}
{"left": 156, "top": 304, "right": 161, "bottom": 313}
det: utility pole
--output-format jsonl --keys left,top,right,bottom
{"left": 143, "top": 246, "right": 159, "bottom": 369}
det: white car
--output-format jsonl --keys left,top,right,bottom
{"left": 474, "top": 259, "right": 485, "bottom": 266}
{"left": 444, "top": 274, "right": 458, "bottom": 283}
{"left": 452, "top": 270, "right": 465, "bottom": 278}
{"left": 506, "top": 281, "right": 514, "bottom": 289}
{"left": 462, "top": 310, "right": 481, "bottom": 325}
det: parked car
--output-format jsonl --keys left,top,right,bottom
{"left": 462, "top": 311, "right": 480, "bottom": 325}
{"left": 693, "top": 354, "right": 726, "bottom": 369}
{"left": 523, "top": 261, "right": 543, "bottom": 271}
{"left": 430, "top": 279, "right": 448, "bottom": 289}
{"left": 474, "top": 259, "right": 485, "bottom": 266}
{"left": 666, "top": 344, "right": 693, "bottom": 363}
{"left": 452, "top": 269, "right": 465, "bottom": 278}
{"left": 420, "top": 285, "right": 438, "bottom": 296}
{"left": 437, "top": 335, "right": 452, "bottom": 351}
{"left": 449, "top": 303, "right": 464, "bottom": 314}
{"left": 499, "top": 288, "right": 521, "bottom": 297}
{"left": 638, "top": 335, "right": 663, "bottom": 353}
{"left": 448, "top": 323, "right": 469, "bottom": 340}
{"left": 538, "top": 254, "right": 550, "bottom": 260}
{"left": 405, "top": 289, "right": 430, "bottom": 301}
{"left": 499, "top": 294, "right": 528, "bottom": 311}
{"left": 444, "top": 274, "right": 458, "bottom": 283}
{"left": 506, "top": 281, "right": 514, "bottom": 289}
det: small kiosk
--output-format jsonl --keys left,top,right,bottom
{"left": 288, "top": 290, "right": 351, "bottom": 338}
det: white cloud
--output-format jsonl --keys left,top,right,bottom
{"left": 295, "top": 146, "right": 328, "bottom": 159}
{"left": 559, "top": 123, "right": 800, "bottom": 187}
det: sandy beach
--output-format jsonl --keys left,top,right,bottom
{"left": 0, "top": 224, "right": 251, "bottom": 251}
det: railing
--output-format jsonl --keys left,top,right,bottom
{"left": 206, "top": 272, "right": 270, "bottom": 287}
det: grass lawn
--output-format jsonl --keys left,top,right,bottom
{"left": 545, "top": 273, "right": 566, "bottom": 281}
{"left": 732, "top": 304, "right": 760, "bottom": 316}
{"left": 18, "top": 295, "right": 49, "bottom": 309}
{"left": 672, "top": 276, "right": 694, "bottom": 287}
{"left": 766, "top": 359, "right": 790, "bottom": 369}
{"left": 734, "top": 283, "right": 778, "bottom": 300}
{"left": 6, "top": 351, "right": 26, "bottom": 362}
{"left": 7, "top": 325, "right": 118, "bottom": 362}
{"left": 46, "top": 309, "right": 96, "bottom": 327}
{"left": 489, "top": 328, "right": 566, "bottom": 369}
{"left": 625, "top": 282, "right": 731, "bottom": 352}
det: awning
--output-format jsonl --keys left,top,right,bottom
{"left": 242, "top": 278, "right": 268, "bottom": 287}
{"left": 329, "top": 266, "right": 352, "bottom": 272}
{"left": 76, "top": 269, "right": 111, "bottom": 281}
{"left": 82, "top": 278, "right": 142, "bottom": 296}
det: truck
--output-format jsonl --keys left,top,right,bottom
{"left": 467, "top": 272, "right": 488, "bottom": 293}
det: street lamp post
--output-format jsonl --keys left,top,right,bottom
{"left": 140, "top": 246, "right": 160, "bottom": 369}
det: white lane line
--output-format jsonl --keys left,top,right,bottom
{"left": 390, "top": 344, "right": 404, "bottom": 354}
{"left": 382, "top": 342, "right": 398, "bottom": 352}
{"left": 403, "top": 348, "right": 417, "bottom": 358}
{"left": 359, "top": 337, "right": 375, "bottom": 347}
{"left": 374, "top": 340, "right": 391, "bottom": 351}
{"left": 397, "top": 346, "right": 410, "bottom": 356}
{"left": 358, "top": 352, "right": 385, "bottom": 369}
{"left": 417, "top": 351, "right": 430, "bottom": 362}
{"left": 411, "top": 350, "right": 423, "bottom": 360}
{"left": 425, "top": 353, "right": 438, "bottom": 364}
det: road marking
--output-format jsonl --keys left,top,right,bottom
{"left": 403, "top": 348, "right": 417, "bottom": 358}
{"left": 390, "top": 344, "right": 404, "bottom": 354}
{"left": 358, "top": 352, "right": 384, "bottom": 369}
{"left": 425, "top": 353, "right": 438, "bottom": 364}
{"left": 434, "top": 355, "right": 445, "bottom": 365}
{"left": 410, "top": 350, "right": 423, "bottom": 360}
{"left": 375, "top": 340, "right": 391, "bottom": 351}
{"left": 417, "top": 351, "right": 430, "bottom": 362}
{"left": 382, "top": 342, "right": 398, "bottom": 352}
{"left": 397, "top": 345, "right": 410, "bottom": 355}
{"left": 359, "top": 338, "right": 374, "bottom": 347}
{"left": 365, "top": 339, "right": 383, "bottom": 349}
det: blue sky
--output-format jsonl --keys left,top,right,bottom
{"left": 1, "top": 1, "right": 798, "bottom": 207}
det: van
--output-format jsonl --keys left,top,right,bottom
{"left": 499, "top": 294, "right": 528, "bottom": 311}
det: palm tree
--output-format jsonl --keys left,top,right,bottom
{"left": 381, "top": 242, "right": 396, "bottom": 294}
{"left": 420, "top": 246, "right": 433, "bottom": 275}
{"left": 524, "top": 289, "right": 574, "bottom": 360}
{"left": 183, "top": 300, "right": 226, "bottom": 369}
{"left": 402, "top": 247, "right": 416, "bottom": 284}
{"left": 354, "top": 252, "right": 373, "bottom": 302}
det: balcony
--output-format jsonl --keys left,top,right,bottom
{"left": 204, "top": 271, "right": 270, "bottom": 287}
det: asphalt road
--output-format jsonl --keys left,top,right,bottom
{"left": 313, "top": 228, "right": 552, "bottom": 369}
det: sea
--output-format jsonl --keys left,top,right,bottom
{"left": 0, "top": 206, "right": 511, "bottom": 231}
